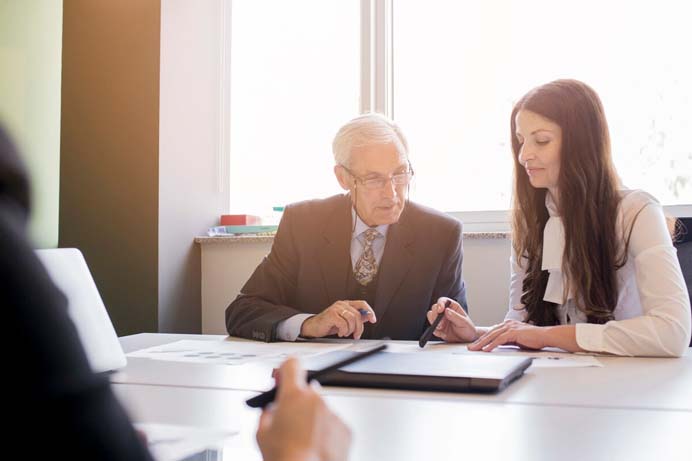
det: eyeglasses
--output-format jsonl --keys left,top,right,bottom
{"left": 341, "top": 165, "right": 415, "bottom": 190}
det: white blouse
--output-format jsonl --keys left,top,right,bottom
{"left": 506, "top": 190, "right": 691, "bottom": 357}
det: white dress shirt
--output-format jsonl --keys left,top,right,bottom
{"left": 276, "top": 209, "right": 389, "bottom": 341}
{"left": 506, "top": 189, "right": 691, "bottom": 357}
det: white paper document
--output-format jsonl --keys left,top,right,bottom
{"left": 526, "top": 355, "right": 603, "bottom": 368}
{"left": 489, "top": 346, "right": 604, "bottom": 367}
{"left": 367, "top": 343, "right": 602, "bottom": 367}
{"left": 127, "top": 339, "right": 352, "bottom": 366}
{"left": 134, "top": 423, "right": 237, "bottom": 461}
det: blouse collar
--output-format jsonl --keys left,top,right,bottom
{"left": 542, "top": 192, "right": 568, "bottom": 304}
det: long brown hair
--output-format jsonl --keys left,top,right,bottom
{"left": 510, "top": 79, "right": 624, "bottom": 325}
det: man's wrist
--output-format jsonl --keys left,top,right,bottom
{"left": 299, "top": 317, "right": 313, "bottom": 338}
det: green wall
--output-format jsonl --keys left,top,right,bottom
{"left": 0, "top": 0, "right": 63, "bottom": 248}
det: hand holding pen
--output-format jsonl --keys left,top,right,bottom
{"left": 300, "top": 300, "right": 377, "bottom": 339}
{"left": 422, "top": 297, "right": 479, "bottom": 344}
{"left": 255, "top": 357, "right": 352, "bottom": 461}
{"left": 419, "top": 300, "right": 451, "bottom": 347}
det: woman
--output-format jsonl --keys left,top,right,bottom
{"left": 428, "top": 79, "right": 691, "bottom": 357}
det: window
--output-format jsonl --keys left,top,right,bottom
{"left": 394, "top": 0, "right": 692, "bottom": 212}
{"left": 229, "top": 0, "right": 360, "bottom": 216}
{"left": 229, "top": 0, "right": 692, "bottom": 219}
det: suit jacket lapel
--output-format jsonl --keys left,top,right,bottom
{"left": 374, "top": 206, "right": 415, "bottom": 320}
{"left": 317, "top": 195, "right": 352, "bottom": 303}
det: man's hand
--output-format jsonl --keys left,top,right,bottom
{"left": 256, "top": 358, "right": 351, "bottom": 461}
{"left": 300, "top": 300, "right": 377, "bottom": 339}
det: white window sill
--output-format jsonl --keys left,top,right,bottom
{"left": 195, "top": 230, "right": 510, "bottom": 245}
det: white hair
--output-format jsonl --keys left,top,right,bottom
{"left": 332, "top": 113, "right": 409, "bottom": 167}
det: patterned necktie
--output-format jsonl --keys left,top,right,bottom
{"left": 354, "top": 228, "right": 381, "bottom": 286}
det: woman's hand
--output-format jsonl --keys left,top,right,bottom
{"left": 468, "top": 322, "right": 583, "bottom": 352}
{"left": 425, "top": 297, "right": 480, "bottom": 343}
{"left": 468, "top": 320, "right": 548, "bottom": 352}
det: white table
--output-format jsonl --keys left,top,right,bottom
{"left": 113, "top": 334, "right": 692, "bottom": 461}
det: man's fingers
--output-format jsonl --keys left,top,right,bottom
{"left": 327, "top": 302, "right": 354, "bottom": 337}
{"left": 354, "top": 314, "right": 364, "bottom": 339}
{"left": 339, "top": 309, "right": 357, "bottom": 337}
{"left": 339, "top": 303, "right": 369, "bottom": 338}
{"left": 347, "top": 300, "right": 377, "bottom": 323}
{"left": 333, "top": 314, "right": 350, "bottom": 337}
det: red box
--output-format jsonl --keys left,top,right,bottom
{"left": 220, "top": 214, "right": 262, "bottom": 225}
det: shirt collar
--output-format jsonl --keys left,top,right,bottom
{"left": 546, "top": 191, "right": 560, "bottom": 217}
{"left": 542, "top": 192, "right": 567, "bottom": 303}
{"left": 351, "top": 207, "right": 389, "bottom": 240}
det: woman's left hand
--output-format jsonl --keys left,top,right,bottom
{"left": 468, "top": 320, "right": 548, "bottom": 352}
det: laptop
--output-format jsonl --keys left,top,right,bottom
{"left": 35, "top": 248, "right": 127, "bottom": 373}
{"left": 302, "top": 350, "right": 532, "bottom": 393}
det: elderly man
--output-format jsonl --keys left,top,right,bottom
{"left": 226, "top": 113, "right": 467, "bottom": 341}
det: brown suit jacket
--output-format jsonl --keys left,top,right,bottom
{"left": 225, "top": 194, "right": 467, "bottom": 341}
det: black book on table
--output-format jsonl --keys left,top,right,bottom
{"left": 301, "top": 350, "right": 533, "bottom": 393}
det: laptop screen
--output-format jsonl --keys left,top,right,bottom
{"left": 35, "top": 248, "right": 127, "bottom": 373}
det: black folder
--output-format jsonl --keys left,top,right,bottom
{"left": 303, "top": 351, "right": 533, "bottom": 393}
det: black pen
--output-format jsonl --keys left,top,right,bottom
{"left": 246, "top": 343, "right": 388, "bottom": 409}
{"left": 418, "top": 300, "right": 451, "bottom": 348}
